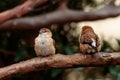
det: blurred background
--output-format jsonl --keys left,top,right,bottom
{"left": 0, "top": 0, "right": 120, "bottom": 80}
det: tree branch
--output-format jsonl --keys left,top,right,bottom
{"left": 0, "top": 4, "right": 120, "bottom": 31}
{"left": 0, "top": 52, "right": 120, "bottom": 79}
{"left": 0, "top": 0, "right": 48, "bottom": 25}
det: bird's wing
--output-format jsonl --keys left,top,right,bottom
{"left": 96, "top": 35, "right": 100, "bottom": 46}
{"left": 80, "top": 33, "right": 97, "bottom": 48}
{"left": 81, "top": 33, "right": 92, "bottom": 44}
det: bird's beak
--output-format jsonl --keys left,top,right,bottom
{"left": 39, "top": 30, "right": 44, "bottom": 34}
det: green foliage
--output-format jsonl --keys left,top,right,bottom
{"left": 109, "top": 66, "right": 118, "bottom": 75}
{"left": 15, "top": 49, "right": 27, "bottom": 61}
{"left": 51, "top": 69, "right": 63, "bottom": 77}
{"left": 64, "top": 47, "right": 73, "bottom": 55}
{"left": 101, "top": 40, "right": 114, "bottom": 52}
{"left": 116, "top": 39, "right": 120, "bottom": 45}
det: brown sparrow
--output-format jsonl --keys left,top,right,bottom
{"left": 79, "top": 25, "right": 101, "bottom": 54}
{"left": 34, "top": 28, "right": 55, "bottom": 57}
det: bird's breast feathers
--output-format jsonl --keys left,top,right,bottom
{"left": 35, "top": 37, "right": 55, "bottom": 56}
{"left": 35, "top": 37, "right": 51, "bottom": 47}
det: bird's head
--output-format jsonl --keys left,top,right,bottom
{"left": 82, "top": 25, "right": 94, "bottom": 34}
{"left": 81, "top": 25, "right": 97, "bottom": 47}
{"left": 39, "top": 28, "right": 52, "bottom": 37}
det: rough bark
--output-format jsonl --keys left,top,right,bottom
{"left": 0, "top": 0, "right": 120, "bottom": 31}
{"left": 0, "top": 52, "right": 120, "bottom": 79}
{"left": 0, "top": 0, "right": 47, "bottom": 25}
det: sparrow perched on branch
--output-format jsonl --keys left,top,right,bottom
{"left": 34, "top": 28, "right": 55, "bottom": 57}
{"left": 79, "top": 25, "right": 101, "bottom": 54}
